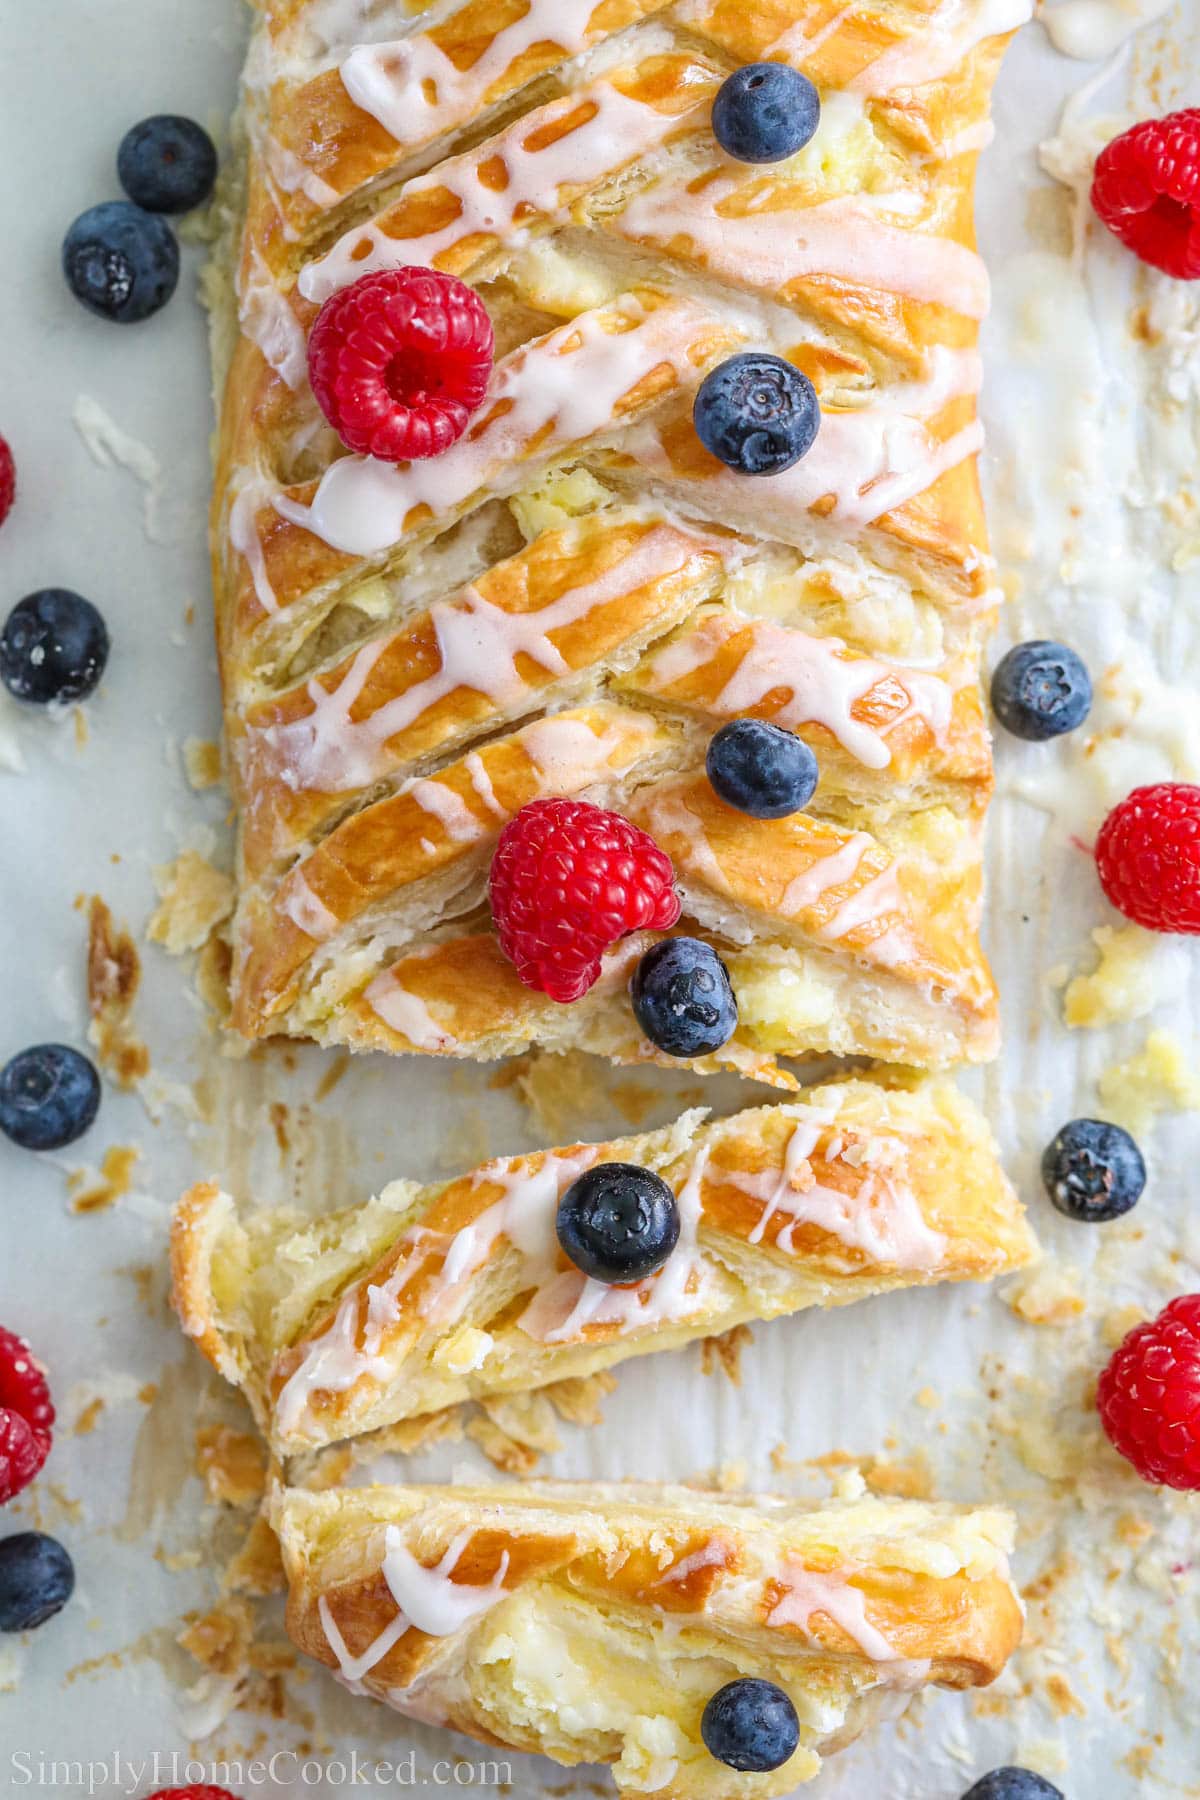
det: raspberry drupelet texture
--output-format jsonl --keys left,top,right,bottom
{"left": 1098, "top": 1295, "right": 1200, "bottom": 1489}
{"left": 146, "top": 1789, "right": 243, "bottom": 1800}
{"left": 0, "top": 436, "right": 14, "bottom": 529}
{"left": 1095, "top": 782, "right": 1200, "bottom": 932}
{"left": 1091, "top": 108, "right": 1200, "bottom": 280}
{"left": 489, "top": 799, "right": 681, "bottom": 1003}
{"left": 307, "top": 267, "right": 494, "bottom": 462}
{"left": 0, "top": 1327, "right": 55, "bottom": 1504}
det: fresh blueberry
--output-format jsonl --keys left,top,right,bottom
{"left": 961, "top": 1771, "right": 1064, "bottom": 1800}
{"left": 118, "top": 114, "right": 218, "bottom": 214}
{"left": 0, "top": 1046, "right": 101, "bottom": 1152}
{"left": 707, "top": 718, "right": 819, "bottom": 819}
{"left": 1041, "top": 1117, "right": 1145, "bottom": 1223}
{"left": 62, "top": 200, "right": 179, "bottom": 323}
{"left": 990, "top": 641, "right": 1092, "bottom": 741}
{"left": 0, "top": 590, "right": 110, "bottom": 705}
{"left": 0, "top": 1532, "right": 75, "bottom": 1632}
{"left": 694, "top": 353, "right": 820, "bottom": 477}
{"left": 557, "top": 1162, "right": 680, "bottom": 1284}
{"left": 700, "top": 1678, "right": 800, "bottom": 1773}
{"left": 712, "top": 63, "right": 821, "bottom": 164}
{"left": 631, "top": 939, "right": 738, "bottom": 1058}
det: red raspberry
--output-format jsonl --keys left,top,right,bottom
{"left": 146, "top": 1790, "right": 242, "bottom": 1800}
{"left": 307, "top": 267, "right": 493, "bottom": 462}
{"left": 489, "top": 799, "right": 681, "bottom": 1003}
{"left": 1099, "top": 1295, "right": 1200, "bottom": 1488}
{"left": 1095, "top": 782, "right": 1200, "bottom": 932}
{"left": 1091, "top": 108, "right": 1200, "bottom": 280}
{"left": 0, "top": 1327, "right": 55, "bottom": 1503}
{"left": 0, "top": 435, "right": 14, "bottom": 528}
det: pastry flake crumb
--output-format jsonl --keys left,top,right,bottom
{"left": 1063, "top": 924, "right": 1172, "bottom": 1028}
{"left": 541, "top": 1371, "right": 617, "bottom": 1427}
{"left": 478, "top": 1391, "right": 562, "bottom": 1457}
{"left": 354, "top": 1406, "right": 465, "bottom": 1459}
{"left": 1097, "top": 1028, "right": 1200, "bottom": 1135}
{"left": 183, "top": 735, "right": 223, "bottom": 790}
{"left": 1005, "top": 1263, "right": 1087, "bottom": 1327}
{"left": 195, "top": 1424, "right": 266, "bottom": 1508}
{"left": 224, "top": 1511, "right": 286, "bottom": 1598}
{"left": 178, "top": 1598, "right": 255, "bottom": 1680}
{"left": 466, "top": 1413, "right": 543, "bottom": 1475}
{"left": 86, "top": 896, "right": 150, "bottom": 1088}
{"left": 148, "top": 850, "right": 235, "bottom": 955}
{"left": 699, "top": 1323, "right": 752, "bottom": 1385}
{"left": 67, "top": 1143, "right": 140, "bottom": 1215}
{"left": 863, "top": 1452, "right": 935, "bottom": 1500}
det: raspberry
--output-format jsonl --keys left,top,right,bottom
{"left": 1098, "top": 1295, "right": 1200, "bottom": 1489}
{"left": 146, "top": 1789, "right": 242, "bottom": 1800}
{"left": 1095, "top": 782, "right": 1200, "bottom": 932}
{"left": 0, "top": 435, "right": 14, "bottom": 529}
{"left": 0, "top": 1327, "right": 55, "bottom": 1504}
{"left": 1091, "top": 108, "right": 1200, "bottom": 280}
{"left": 489, "top": 799, "right": 681, "bottom": 1003}
{"left": 307, "top": 267, "right": 493, "bottom": 462}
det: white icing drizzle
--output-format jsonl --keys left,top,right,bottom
{"left": 282, "top": 871, "right": 342, "bottom": 940}
{"left": 273, "top": 299, "right": 713, "bottom": 557}
{"left": 365, "top": 962, "right": 460, "bottom": 1051}
{"left": 517, "top": 1147, "right": 712, "bottom": 1343}
{"left": 339, "top": 0, "right": 603, "bottom": 151}
{"left": 319, "top": 1526, "right": 510, "bottom": 1693}
{"left": 300, "top": 76, "right": 696, "bottom": 305}
{"left": 767, "top": 1562, "right": 931, "bottom": 1687}
{"left": 520, "top": 713, "right": 630, "bottom": 786}
{"left": 627, "top": 345, "right": 983, "bottom": 533}
{"left": 228, "top": 479, "right": 280, "bottom": 615}
{"left": 464, "top": 750, "right": 507, "bottom": 818}
{"left": 614, "top": 187, "right": 990, "bottom": 319}
{"left": 238, "top": 245, "right": 309, "bottom": 388}
{"left": 249, "top": 524, "right": 697, "bottom": 792}
{"left": 264, "top": 134, "right": 340, "bottom": 210}
{"left": 728, "top": 1114, "right": 946, "bottom": 1269}
{"left": 850, "top": 0, "right": 1033, "bottom": 95}
{"left": 779, "top": 831, "right": 873, "bottom": 916}
{"left": 419, "top": 1146, "right": 599, "bottom": 1324}
{"left": 408, "top": 776, "right": 488, "bottom": 843}
{"left": 642, "top": 616, "right": 955, "bottom": 770}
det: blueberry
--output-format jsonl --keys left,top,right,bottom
{"left": 694, "top": 353, "right": 820, "bottom": 477}
{"left": 712, "top": 63, "right": 821, "bottom": 164}
{"left": 118, "top": 115, "right": 219, "bottom": 215}
{"left": 631, "top": 939, "right": 738, "bottom": 1058}
{"left": 961, "top": 1770, "right": 1064, "bottom": 1800}
{"left": 1041, "top": 1118, "right": 1145, "bottom": 1223}
{"left": 557, "top": 1162, "right": 680, "bottom": 1284}
{"left": 0, "top": 1046, "right": 101, "bottom": 1152}
{"left": 0, "top": 1532, "right": 75, "bottom": 1632}
{"left": 700, "top": 1678, "right": 800, "bottom": 1773}
{"left": 990, "top": 641, "right": 1092, "bottom": 741}
{"left": 62, "top": 200, "right": 179, "bottom": 323}
{"left": 0, "top": 590, "right": 110, "bottom": 705}
{"left": 119, "top": 117, "right": 220, "bottom": 216}
{"left": 707, "top": 718, "right": 818, "bottom": 818}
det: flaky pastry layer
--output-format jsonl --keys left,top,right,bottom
{"left": 172, "top": 1075, "right": 1034, "bottom": 1456}
{"left": 210, "top": 0, "right": 1029, "bottom": 1075}
{"left": 274, "top": 1476, "right": 1024, "bottom": 1797}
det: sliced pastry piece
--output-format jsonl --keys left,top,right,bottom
{"left": 273, "top": 1476, "right": 1024, "bottom": 1797}
{"left": 172, "top": 1075, "right": 1035, "bottom": 1457}
{"left": 210, "top": 0, "right": 1029, "bottom": 1076}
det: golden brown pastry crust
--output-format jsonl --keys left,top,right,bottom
{"left": 211, "top": 0, "right": 1026, "bottom": 1076}
{"left": 171, "top": 1075, "right": 1035, "bottom": 1456}
{"left": 273, "top": 1476, "right": 1024, "bottom": 1797}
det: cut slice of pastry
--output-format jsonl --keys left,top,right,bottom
{"left": 172, "top": 1075, "right": 1035, "bottom": 1457}
{"left": 210, "top": 0, "right": 1030, "bottom": 1077}
{"left": 273, "top": 1477, "right": 1024, "bottom": 1797}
